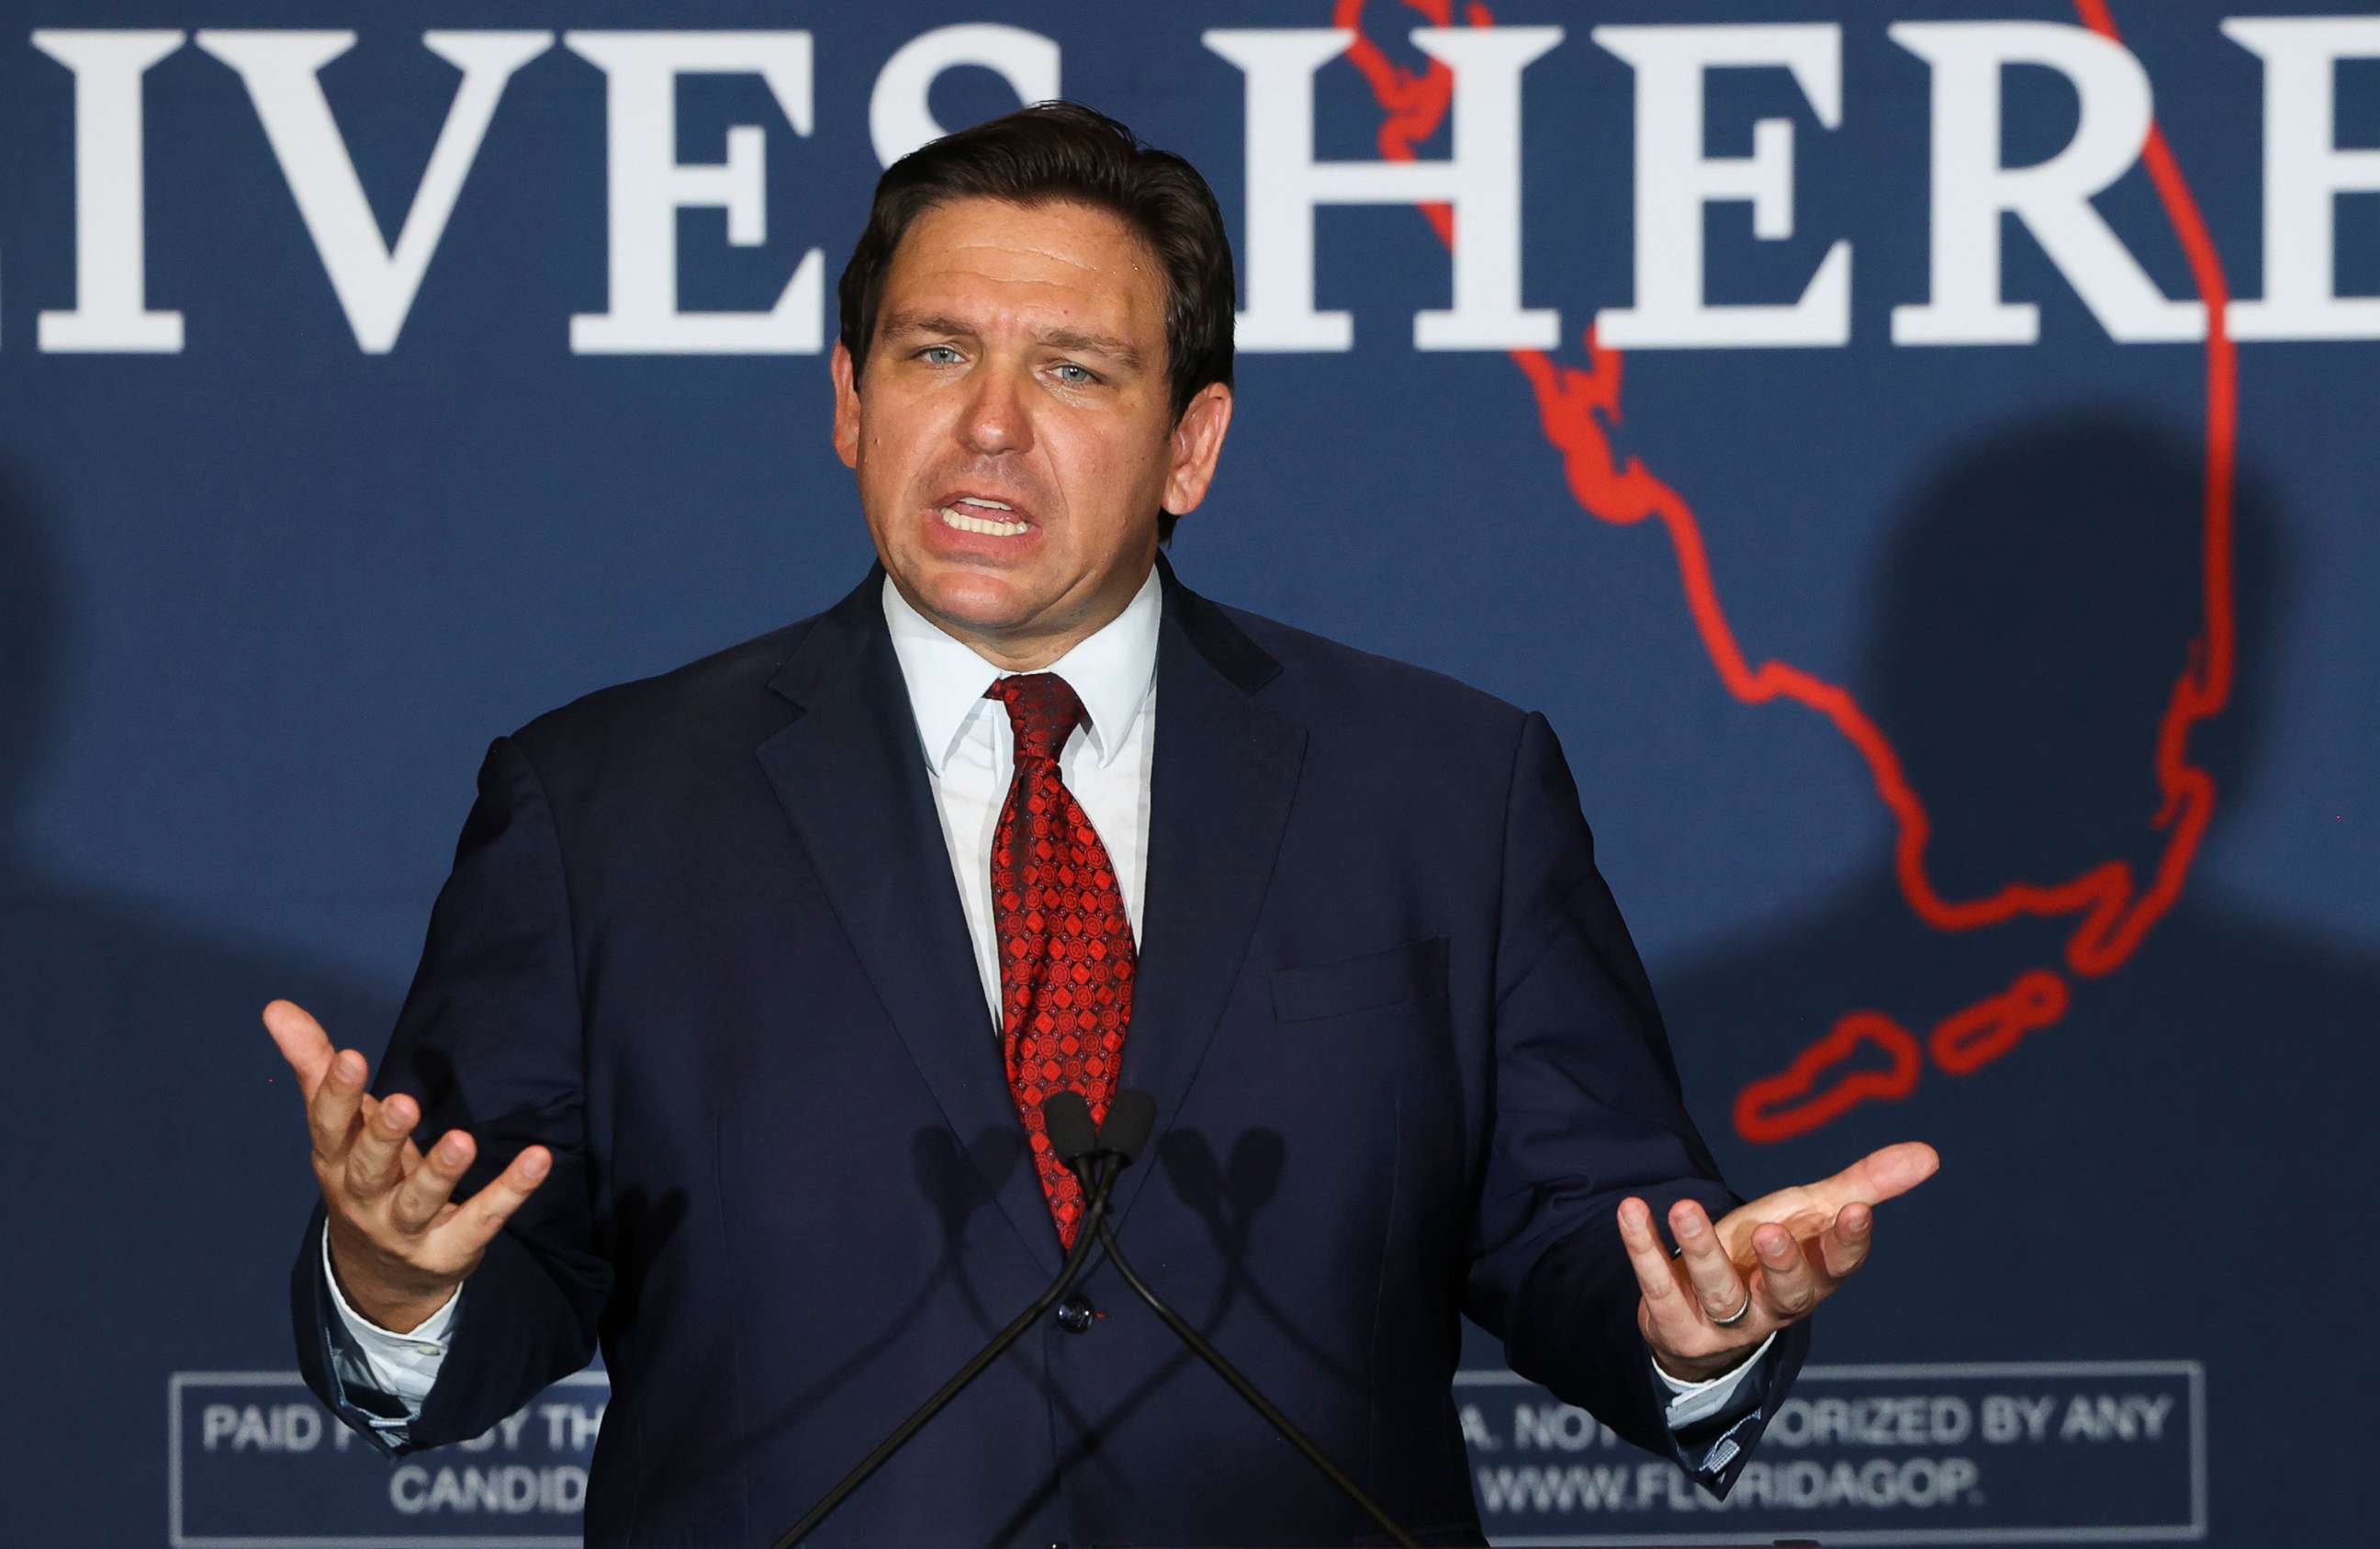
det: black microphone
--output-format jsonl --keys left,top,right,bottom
{"left": 1041, "top": 1088, "right": 1102, "bottom": 1164}
{"left": 1066, "top": 1098, "right": 1420, "bottom": 1549}
{"left": 769, "top": 1092, "right": 1145, "bottom": 1549}
{"left": 1073, "top": 1087, "right": 1156, "bottom": 1200}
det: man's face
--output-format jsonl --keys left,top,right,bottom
{"left": 832, "top": 196, "right": 1232, "bottom": 670}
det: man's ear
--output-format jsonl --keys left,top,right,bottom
{"left": 1160, "top": 381, "right": 1235, "bottom": 518}
{"left": 830, "top": 339, "right": 861, "bottom": 471}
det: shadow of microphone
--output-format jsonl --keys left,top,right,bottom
{"left": 769, "top": 1091, "right": 1149, "bottom": 1549}
{"left": 1061, "top": 1091, "right": 1420, "bottom": 1549}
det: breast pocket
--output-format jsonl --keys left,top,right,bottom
{"left": 1269, "top": 935, "right": 1450, "bottom": 1024}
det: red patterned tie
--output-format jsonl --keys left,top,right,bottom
{"left": 982, "top": 672, "right": 1137, "bottom": 1250}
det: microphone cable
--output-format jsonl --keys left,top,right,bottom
{"left": 769, "top": 1091, "right": 1152, "bottom": 1548}
{"left": 1065, "top": 1107, "right": 1420, "bottom": 1549}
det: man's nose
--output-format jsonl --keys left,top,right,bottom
{"left": 960, "top": 363, "right": 1034, "bottom": 456}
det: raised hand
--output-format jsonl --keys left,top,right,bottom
{"left": 263, "top": 998, "right": 553, "bottom": 1333}
{"left": 1618, "top": 1140, "right": 1939, "bottom": 1383}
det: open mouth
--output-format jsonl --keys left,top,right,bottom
{"left": 937, "top": 495, "right": 1033, "bottom": 536}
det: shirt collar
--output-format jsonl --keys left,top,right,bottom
{"left": 881, "top": 563, "right": 1162, "bottom": 776}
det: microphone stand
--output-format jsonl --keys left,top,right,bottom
{"left": 770, "top": 1130, "right": 1123, "bottom": 1548}
{"left": 1076, "top": 1184, "right": 1420, "bottom": 1548}
{"left": 773, "top": 1090, "right": 1420, "bottom": 1549}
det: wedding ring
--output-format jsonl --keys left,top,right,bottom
{"left": 1710, "top": 1290, "right": 1754, "bottom": 1327}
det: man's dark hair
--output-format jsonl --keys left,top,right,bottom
{"left": 836, "top": 100, "right": 1235, "bottom": 546}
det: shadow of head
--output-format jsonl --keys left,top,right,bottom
{"left": 1861, "top": 410, "right": 2285, "bottom": 895}
{"left": 0, "top": 455, "right": 65, "bottom": 847}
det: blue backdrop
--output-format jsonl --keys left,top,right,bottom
{"left": 4, "top": 1, "right": 2373, "bottom": 1543}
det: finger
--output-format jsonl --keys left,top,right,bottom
{"left": 266, "top": 999, "right": 359, "bottom": 1162}
{"left": 1808, "top": 1140, "right": 1940, "bottom": 1215}
{"left": 1616, "top": 1197, "right": 1701, "bottom": 1345}
{"left": 1750, "top": 1221, "right": 1824, "bottom": 1320}
{"left": 389, "top": 1128, "right": 475, "bottom": 1235}
{"left": 1819, "top": 1200, "right": 1874, "bottom": 1280}
{"left": 262, "top": 999, "right": 335, "bottom": 1095}
{"left": 432, "top": 1146, "right": 555, "bottom": 1260}
{"left": 304, "top": 1044, "right": 371, "bottom": 1165}
{"left": 343, "top": 1089, "right": 417, "bottom": 1202}
{"left": 1669, "top": 1198, "right": 1757, "bottom": 1327}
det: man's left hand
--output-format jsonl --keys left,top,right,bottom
{"left": 1619, "top": 1141, "right": 1940, "bottom": 1384}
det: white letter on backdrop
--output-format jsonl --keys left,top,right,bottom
{"left": 1592, "top": 24, "right": 1849, "bottom": 348}
{"left": 194, "top": 29, "right": 553, "bottom": 353}
{"left": 565, "top": 31, "right": 819, "bottom": 354}
{"left": 1889, "top": 21, "right": 2203, "bottom": 344}
{"left": 870, "top": 25, "right": 1059, "bottom": 168}
{"left": 1202, "top": 26, "right": 1563, "bottom": 351}
{"left": 2222, "top": 17, "right": 2380, "bottom": 341}
{"left": 29, "top": 30, "right": 189, "bottom": 353}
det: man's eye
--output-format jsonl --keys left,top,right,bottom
{"left": 1051, "top": 362, "right": 1100, "bottom": 386}
{"left": 918, "top": 345, "right": 961, "bottom": 365}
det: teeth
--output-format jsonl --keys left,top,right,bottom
{"left": 940, "top": 505, "right": 1031, "bottom": 536}
{"left": 958, "top": 496, "right": 1013, "bottom": 511}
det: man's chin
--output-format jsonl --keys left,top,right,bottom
{"left": 906, "top": 566, "right": 1043, "bottom": 635}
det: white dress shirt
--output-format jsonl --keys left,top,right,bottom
{"left": 322, "top": 561, "right": 1771, "bottom": 1446}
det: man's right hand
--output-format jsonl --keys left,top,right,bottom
{"left": 263, "top": 998, "right": 553, "bottom": 1335}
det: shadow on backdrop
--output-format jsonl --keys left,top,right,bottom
{"left": 1650, "top": 410, "right": 2374, "bottom": 1544}
{"left": 0, "top": 455, "right": 394, "bottom": 1542}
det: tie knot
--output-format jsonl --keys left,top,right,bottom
{"left": 984, "top": 672, "right": 1087, "bottom": 764}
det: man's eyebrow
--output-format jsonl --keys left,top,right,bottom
{"left": 878, "top": 310, "right": 1145, "bottom": 373}
{"left": 878, "top": 309, "right": 977, "bottom": 343}
{"left": 1038, "top": 328, "right": 1144, "bottom": 372}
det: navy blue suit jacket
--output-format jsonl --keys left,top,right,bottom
{"left": 291, "top": 552, "right": 1810, "bottom": 1546}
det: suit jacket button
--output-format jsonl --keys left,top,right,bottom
{"left": 1055, "top": 1292, "right": 1095, "bottom": 1334}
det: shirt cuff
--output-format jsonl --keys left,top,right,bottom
{"left": 1650, "top": 1328, "right": 1777, "bottom": 1430}
{"left": 320, "top": 1220, "right": 460, "bottom": 1415}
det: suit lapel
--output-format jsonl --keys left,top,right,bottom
{"left": 750, "top": 554, "right": 1308, "bottom": 1271}
{"left": 754, "top": 564, "right": 1066, "bottom": 1274}
{"left": 1113, "top": 552, "right": 1307, "bottom": 1228}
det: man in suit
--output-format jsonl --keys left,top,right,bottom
{"left": 266, "top": 102, "right": 1935, "bottom": 1546}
